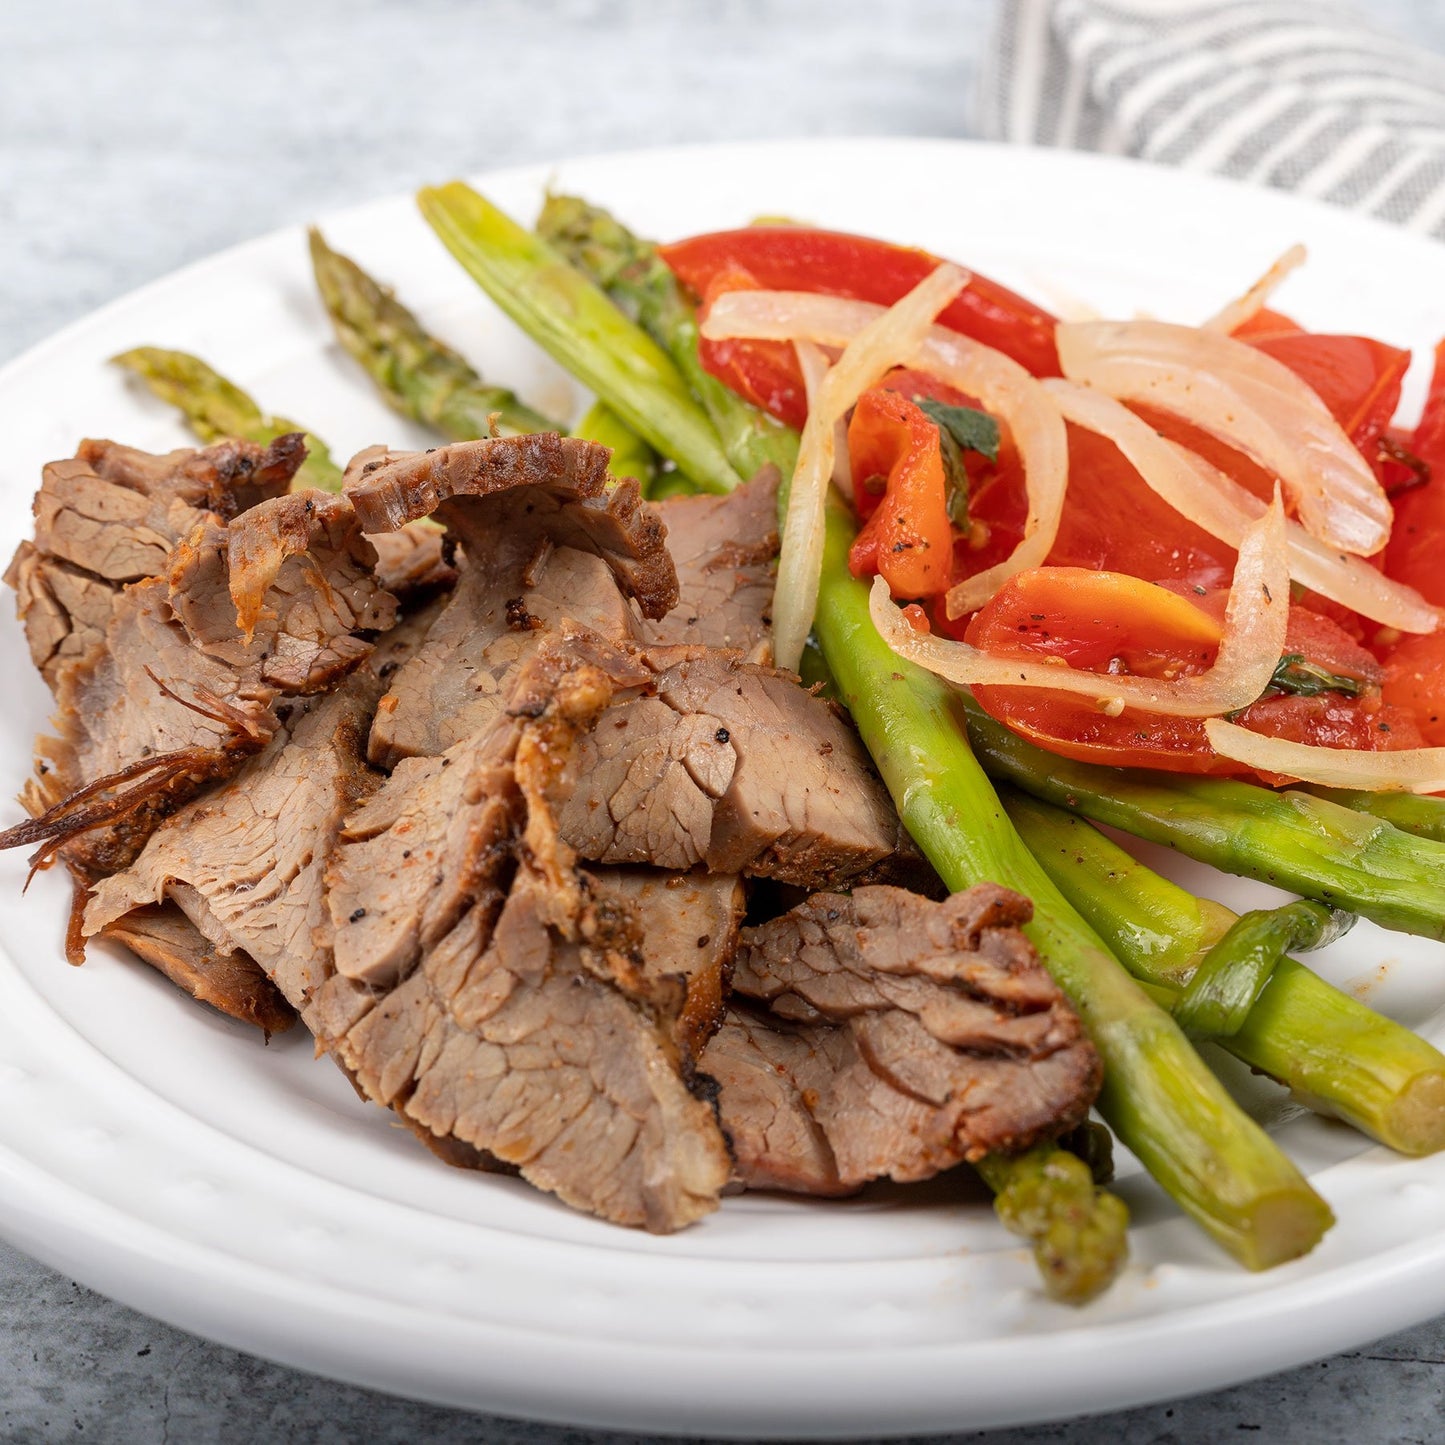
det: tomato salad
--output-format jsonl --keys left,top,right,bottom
{"left": 675, "top": 225, "right": 1445, "bottom": 791}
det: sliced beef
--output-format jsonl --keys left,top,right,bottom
{"left": 83, "top": 673, "right": 383, "bottom": 1002}
{"left": 586, "top": 867, "right": 745, "bottom": 1059}
{"left": 8, "top": 435, "right": 304, "bottom": 689}
{"left": 367, "top": 544, "right": 637, "bottom": 768}
{"left": 700, "top": 885, "right": 1101, "bottom": 1196}
{"left": 366, "top": 521, "right": 458, "bottom": 605}
{"left": 343, "top": 434, "right": 677, "bottom": 619}
{"left": 169, "top": 489, "right": 394, "bottom": 693}
{"left": 96, "top": 903, "right": 295, "bottom": 1036}
{"left": 317, "top": 627, "right": 731, "bottom": 1231}
{"left": 82, "top": 607, "right": 438, "bottom": 1008}
{"left": 643, "top": 467, "right": 779, "bottom": 654}
{"left": 5, "top": 488, "right": 395, "bottom": 881}
{"left": 555, "top": 648, "right": 921, "bottom": 890}
{"left": 345, "top": 434, "right": 678, "bottom": 767}
{"left": 32, "top": 434, "right": 302, "bottom": 582}
{"left": 5, "top": 544, "right": 115, "bottom": 685}
{"left": 69, "top": 434, "right": 304, "bottom": 520}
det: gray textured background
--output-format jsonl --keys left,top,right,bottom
{"left": 5, "top": 1, "right": 1445, "bottom": 1440}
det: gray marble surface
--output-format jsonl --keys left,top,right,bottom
{"left": 5, "top": 0, "right": 1445, "bottom": 1439}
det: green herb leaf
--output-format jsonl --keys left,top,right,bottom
{"left": 916, "top": 397, "right": 1000, "bottom": 462}
{"left": 1266, "top": 653, "right": 1365, "bottom": 700}
{"left": 935, "top": 423, "right": 972, "bottom": 528}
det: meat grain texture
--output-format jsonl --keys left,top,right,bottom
{"left": 4, "top": 431, "right": 1102, "bottom": 1232}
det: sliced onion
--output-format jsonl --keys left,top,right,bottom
{"left": 1204, "top": 718, "right": 1445, "bottom": 792}
{"left": 1057, "top": 318, "right": 1391, "bottom": 556}
{"left": 769, "top": 264, "right": 968, "bottom": 672}
{"left": 1202, "top": 244, "right": 1307, "bottom": 334}
{"left": 793, "top": 340, "right": 851, "bottom": 496}
{"left": 871, "top": 494, "right": 1290, "bottom": 716}
{"left": 1046, "top": 380, "right": 1442, "bottom": 635}
{"left": 703, "top": 290, "right": 1070, "bottom": 618}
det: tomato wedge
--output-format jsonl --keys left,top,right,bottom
{"left": 1375, "top": 339, "right": 1445, "bottom": 741}
{"left": 1229, "top": 307, "right": 1301, "bottom": 339}
{"left": 1383, "top": 631, "right": 1445, "bottom": 745}
{"left": 1246, "top": 332, "right": 1410, "bottom": 482}
{"left": 846, "top": 390, "right": 953, "bottom": 598}
{"left": 964, "top": 571, "right": 1414, "bottom": 775}
{"left": 1384, "top": 340, "right": 1445, "bottom": 607}
{"left": 661, "top": 226, "right": 1060, "bottom": 428}
{"left": 692, "top": 265, "right": 811, "bottom": 426}
{"left": 950, "top": 422, "right": 1237, "bottom": 618}
{"left": 965, "top": 567, "right": 1224, "bottom": 679}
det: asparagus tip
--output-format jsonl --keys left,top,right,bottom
{"left": 985, "top": 1146, "right": 1130, "bottom": 1306}
{"left": 1033, "top": 1189, "right": 1130, "bottom": 1307}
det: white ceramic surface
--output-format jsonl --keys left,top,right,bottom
{"left": 2, "top": 138, "right": 1445, "bottom": 1437}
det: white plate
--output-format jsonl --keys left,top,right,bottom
{"left": 3, "top": 138, "right": 1445, "bottom": 1437}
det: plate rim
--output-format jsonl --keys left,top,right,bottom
{"left": 5, "top": 134, "right": 1445, "bottom": 1436}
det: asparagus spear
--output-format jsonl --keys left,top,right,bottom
{"left": 112, "top": 346, "right": 342, "bottom": 491}
{"left": 572, "top": 400, "right": 660, "bottom": 492}
{"left": 977, "top": 1145, "right": 1129, "bottom": 1307}
{"left": 1303, "top": 787, "right": 1445, "bottom": 843}
{"left": 307, "top": 228, "right": 563, "bottom": 439}
{"left": 536, "top": 193, "right": 799, "bottom": 481}
{"left": 1005, "top": 789, "right": 1445, "bottom": 1155}
{"left": 959, "top": 697, "right": 1445, "bottom": 941}
{"left": 416, "top": 182, "right": 745, "bottom": 495}
{"left": 814, "top": 498, "right": 1332, "bottom": 1270}
{"left": 1172, "top": 900, "right": 1352, "bottom": 1041}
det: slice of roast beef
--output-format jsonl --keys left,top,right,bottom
{"left": 5, "top": 488, "right": 395, "bottom": 881}
{"left": 344, "top": 434, "right": 678, "bottom": 767}
{"left": 5, "top": 544, "right": 116, "bottom": 685}
{"left": 8, "top": 435, "right": 304, "bottom": 689}
{"left": 96, "top": 903, "right": 295, "bottom": 1036}
{"left": 585, "top": 867, "right": 745, "bottom": 1059}
{"left": 700, "top": 885, "right": 1102, "bottom": 1196}
{"left": 642, "top": 467, "right": 779, "bottom": 654}
{"left": 168, "top": 489, "right": 394, "bottom": 694}
{"left": 366, "top": 543, "right": 640, "bottom": 768}
{"left": 69, "top": 434, "right": 304, "bottom": 521}
{"left": 554, "top": 647, "right": 923, "bottom": 890}
{"left": 81, "top": 605, "right": 438, "bottom": 1008}
{"left": 317, "top": 626, "right": 731, "bottom": 1230}
{"left": 343, "top": 434, "right": 677, "bottom": 618}
{"left": 82, "top": 674, "right": 383, "bottom": 1003}
{"left": 366, "top": 521, "right": 458, "bottom": 605}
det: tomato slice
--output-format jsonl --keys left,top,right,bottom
{"left": 1382, "top": 631, "right": 1445, "bottom": 745}
{"left": 950, "top": 423, "right": 1238, "bottom": 618}
{"left": 973, "top": 691, "right": 1423, "bottom": 776}
{"left": 1246, "top": 332, "right": 1410, "bottom": 482}
{"left": 845, "top": 390, "right": 953, "bottom": 598}
{"left": 664, "top": 226, "right": 1060, "bottom": 427}
{"left": 1384, "top": 340, "right": 1445, "bottom": 607}
{"left": 1229, "top": 307, "right": 1301, "bottom": 340}
{"left": 693, "top": 266, "right": 811, "bottom": 427}
{"left": 964, "top": 572, "right": 1406, "bottom": 774}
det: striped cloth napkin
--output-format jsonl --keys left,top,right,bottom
{"left": 979, "top": 0, "right": 1445, "bottom": 240}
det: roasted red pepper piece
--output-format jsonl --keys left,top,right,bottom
{"left": 846, "top": 389, "right": 953, "bottom": 599}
